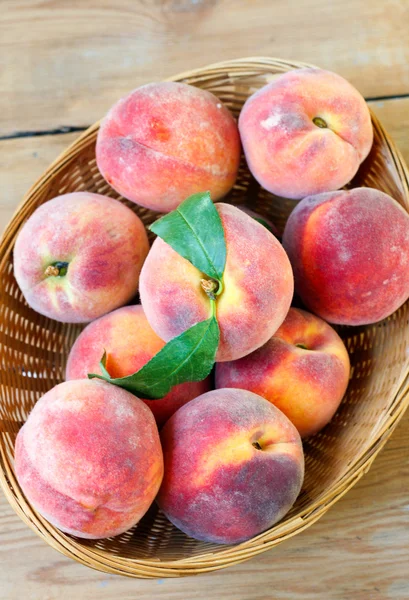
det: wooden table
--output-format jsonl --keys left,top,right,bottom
{"left": 1, "top": 2, "right": 409, "bottom": 598}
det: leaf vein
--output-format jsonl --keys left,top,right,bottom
{"left": 143, "top": 319, "right": 214, "bottom": 389}
{"left": 177, "top": 209, "right": 218, "bottom": 278}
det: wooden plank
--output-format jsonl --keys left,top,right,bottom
{"left": 1, "top": 97, "right": 408, "bottom": 234}
{"left": 370, "top": 97, "right": 409, "bottom": 162}
{"left": 1, "top": 406, "right": 408, "bottom": 600}
{"left": 0, "top": 132, "right": 80, "bottom": 230}
{"left": 2, "top": 0, "right": 409, "bottom": 136}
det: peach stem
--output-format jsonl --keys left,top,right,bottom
{"left": 201, "top": 278, "right": 219, "bottom": 300}
{"left": 312, "top": 116, "right": 327, "bottom": 129}
{"left": 44, "top": 265, "right": 60, "bottom": 277}
{"left": 44, "top": 262, "right": 69, "bottom": 277}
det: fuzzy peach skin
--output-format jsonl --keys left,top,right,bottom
{"left": 157, "top": 388, "right": 304, "bottom": 544}
{"left": 14, "top": 379, "right": 163, "bottom": 539}
{"left": 238, "top": 68, "right": 373, "bottom": 199}
{"left": 13, "top": 192, "right": 149, "bottom": 323}
{"left": 234, "top": 204, "right": 280, "bottom": 238}
{"left": 140, "top": 203, "right": 294, "bottom": 362}
{"left": 282, "top": 187, "right": 409, "bottom": 325}
{"left": 216, "top": 308, "right": 350, "bottom": 438}
{"left": 66, "top": 305, "right": 210, "bottom": 427}
{"left": 96, "top": 82, "right": 241, "bottom": 212}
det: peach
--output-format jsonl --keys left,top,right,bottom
{"left": 140, "top": 203, "right": 294, "bottom": 362}
{"left": 239, "top": 68, "right": 373, "bottom": 199}
{"left": 96, "top": 82, "right": 241, "bottom": 212}
{"left": 66, "top": 305, "right": 210, "bottom": 427}
{"left": 13, "top": 192, "right": 149, "bottom": 323}
{"left": 216, "top": 308, "right": 350, "bottom": 437}
{"left": 234, "top": 204, "right": 280, "bottom": 238}
{"left": 282, "top": 187, "right": 409, "bottom": 325}
{"left": 157, "top": 388, "right": 304, "bottom": 544}
{"left": 14, "top": 379, "right": 163, "bottom": 539}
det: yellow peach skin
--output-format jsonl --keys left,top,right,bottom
{"left": 140, "top": 203, "right": 294, "bottom": 362}
{"left": 282, "top": 188, "right": 409, "bottom": 325}
{"left": 157, "top": 388, "right": 304, "bottom": 544}
{"left": 66, "top": 305, "right": 210, "bottom": 427}
{"left": 216, "top": 308, "right": 350, "bottom": 437}
{"left": 96, "top": 82, "right": 241, "bottom": 212}
{"left": 13, "top": 192, "right": 149, "bottom": 323}
{"left": 14, "top": 379, "right": 163, "bottom": 539}
{"left": 239, "top": 68, "right": 373, "bottom": 199}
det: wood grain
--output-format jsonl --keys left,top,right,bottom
{"left": 0, "top": 405, "right": 408, "bottom": 600}
{"left": 2, "top": 0, "right": 409, "bottom": 136}
{"left": 0, "top": 132, "right": 80, "bottom": 229}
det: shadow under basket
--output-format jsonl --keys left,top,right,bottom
{"left": 1, "top": 57, "right": 409, "bottom": 579}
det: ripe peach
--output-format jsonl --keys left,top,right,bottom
{"left": 140, "top": 203, "right": 294, "bottom": 362}
{"left": 216, "top": 308, "right": 350, "bottom": 437}
{"left": 96, "top": 82, "right": 241, "bottom": 212}
{"left": 239, "top": 68, "right": 373, "bottom": 199}
{"left": 234, "top": 204, "right": 280, "bottom": 238}
{"left": 13, "top": 192, "right": 149, "bottom": 323}
{"left": 66, "top": 305, "right": 210, "bottom": 427}
{"left": 157, "top": 388, "right": 304, "bottom": 544}
{"left": 15, "top": 379, "right": 163, "bottom": 539}
{"left": 282, "top": 187, "right": 409, "bottom": 325}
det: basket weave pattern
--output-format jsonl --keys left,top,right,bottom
{"left": 1, "top": 58, "right": 409, "bottom": 578}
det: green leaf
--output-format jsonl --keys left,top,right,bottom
{"left": 89, "top": 193, "right": 227, "bottom": 400}
{"left": 98, "top": 350, "right": 111, "bottom": 379}
{"left": 150, "top": 191, "right": 226, "bottom": 283}
{"left": 88, "top": 311, "right": 219, "bottom": 400}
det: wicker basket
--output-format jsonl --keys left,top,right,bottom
{"left": 1, "top": 57, "right": 409, "bottom": 579}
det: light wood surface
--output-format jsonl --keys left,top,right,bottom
{"left": 2, "top": 0, "right": 409, "bottom": 136}
{"left": 1, "top": 1, "right": 409, "bottom": 598}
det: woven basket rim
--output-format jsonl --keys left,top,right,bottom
{"left": 2, "top": 56, "right": 409, "bottom": 577}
